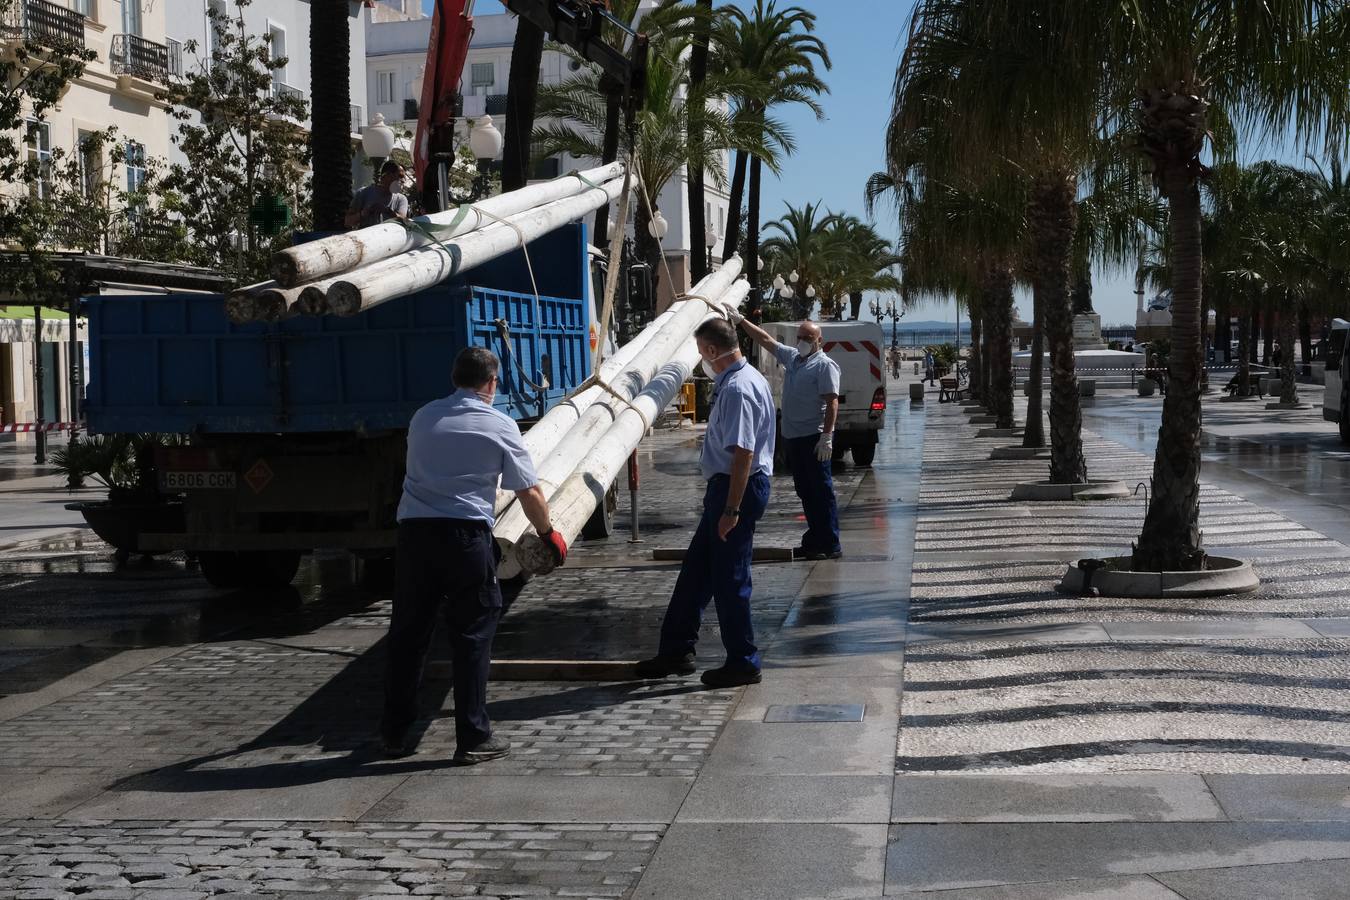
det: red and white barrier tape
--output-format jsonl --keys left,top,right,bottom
{"left": 0, "top": 421, "right": 81, "bottom": 433}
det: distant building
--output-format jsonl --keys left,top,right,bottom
{"left": 364, "top": 2, "right": 733, "bottom": 308}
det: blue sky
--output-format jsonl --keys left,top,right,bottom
{"left": 427, "top": 0, "right": 1332, "bottom": 328}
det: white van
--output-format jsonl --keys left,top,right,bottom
{"left": 755, "top": 321, "right": 887, "bottom": 466}
{"left": 1324, "top": 318, "right": 1349, "bottom": 442}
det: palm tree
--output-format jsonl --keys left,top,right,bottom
{"left": 761, "top": 200, "right": 839, "bottom": 318}
{"left": 502, "top": 16, "right": 546, "bottom": 193}
{"left": 686, "top": 0, "right": 713, "bottom": 284}
{"left": 309, "top": 0, "right": 351, "bottom": 231}
{"left": 716, "top": 0, "right": 830, "bottom": 274}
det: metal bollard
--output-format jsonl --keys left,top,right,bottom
{"left": 627, "top": 450, "right": 642, "bottom": 543}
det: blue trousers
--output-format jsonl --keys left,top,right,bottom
{"left": 383, "top": 518, "right": 501, "bottom": 749}
{"left": 658, "top": 472, "right": 770, "bottom": 670}
{"left": 786, "top": 435, "right": 841, "bottom": 554}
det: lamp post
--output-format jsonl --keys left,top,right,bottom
{"left": 870, "top": 296, "right": 906, "bottom": 356}
{"left": 361, "top": 112, "right": 397, "bottom": 178}
{"left": 468, "top": 115, "right": 503, "bottom": 200}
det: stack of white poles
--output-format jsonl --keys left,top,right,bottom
{"left": 226, "top": 163, "right": 632, "bottom": 323}
{"left": 493, "top": 260, "right": 751, "bottom": 579}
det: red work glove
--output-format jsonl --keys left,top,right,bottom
{"left": 541, "top": 528, "right": 568, "bottom": 566}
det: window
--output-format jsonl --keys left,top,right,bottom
{"left": 470, "top": 61, "right": 494, "bottom": 94}
{"left": 376, "top": 70, "right": 397, "bottom": 105}
{"left": 125, "top": 141, "right": 146, "bottom": 194}
{"left": 26, "top": 120, "right": 52, "bottom": 200}
{"left": 72, "top": 0, "right": 94, "bottom": 18}
{"left": 717, "top": 206, "right": 724, "bottom": 233}
{"left": 206, "top": 0, "right": 227, "bottom": 62}
{"left": 268, "top": 24, "right": 287, "bottom": 84}
{"left": 123, "top": 0, "right": 141, "bottom": 35}
{"left": 78, "top": 132, "right": 101, "bottom": 199}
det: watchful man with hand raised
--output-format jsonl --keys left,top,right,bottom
{"left": 381, "top": 347, "right": 567, "bottom": 764}
{"left": 732, "top": 311, "right": 843, "bottom": 560}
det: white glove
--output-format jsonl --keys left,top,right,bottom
{"left": 815, "top": 432, "right": 833, "bottom": 462}
{"left": 722, "top": 302, "right": 744, "bottom": 325}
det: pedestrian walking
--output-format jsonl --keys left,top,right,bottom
{"left": 732, "top": 312, "right": 842, "bottom": 560}
{"left": 924, "top": 349, "right": 936, "bottom": 385}
{"left": 381, "top": 347, "right": 567, "bottom": 763}
{"left": 635, "top": 317, "right": 775, "bottom": 688}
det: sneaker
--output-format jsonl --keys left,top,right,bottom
{"left": 380, "top": 731, "right": 416, "bottom": 759}
{"left": 453, "top": 734, "right": 511, "bottom": 765}
{"left": 634, "top": 652, "right": 697, "bottom": 678}
{"left": 700, "top": 665, "right": 762, "bottom": 688}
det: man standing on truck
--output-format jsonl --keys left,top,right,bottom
{"left": 635, "top": 317, "right": 775, "bottom": 687}
{"left": 381, "top": 347, "right": 567, "bottom": 763}
{"left": 729, "top": 310, "right": 843, "bottom": 560}
{"left": 345, "top": 161, "right": 410, "bottom": 229}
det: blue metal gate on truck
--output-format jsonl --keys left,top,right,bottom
{"left": 84, "top": 225, "right": 592, "bottom": 434}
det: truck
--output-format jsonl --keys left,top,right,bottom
{"left": 754, "top": 320, "right": 888, "bottom": 467}
{"left": 82, "top": 226, "right": 597, "bottom": 587}
{"left": 1324, "top": 318, "right": 1349, "bottom": 442}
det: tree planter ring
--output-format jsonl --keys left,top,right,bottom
{"left": 968, "top": 415, "right": 998, "bottom": 425}
{"left": 1265, "top": 401, "right": 1310, "bottom": 410}
{"left": 976, "top": 427, "right": 1022, "bottom": 438}
{"left": 990, "top": 445, "right": 1050, "bottom": 460}
{"left": 1057, "top": 555, "right": 1259, "bottom": 598}
{"left": 1008, "top": 480, "right": 1130, "bottom": 501}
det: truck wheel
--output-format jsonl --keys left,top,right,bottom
{"left": 1340, "top": 386, "right": 1350, "bottom": 444}
{"left": 358, "top": 553, "right": 396, "bottom": 589}
{"left": 831, "top": 443, "right": 847, "bottom": 463}
{"left": 851, "top": 443, "right": 876, "bottom": 467}
{"left": 581, "top": 482, "right": 618, "bottom": 540}
{"left": 199, "top": 550, "right": 302, "bottom": 589}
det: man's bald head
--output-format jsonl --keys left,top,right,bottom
{"left": 796, "top": 321, "right": 821, "bottom": 343}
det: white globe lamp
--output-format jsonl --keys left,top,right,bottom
{"left": 648, "top": 209, "right": 669, "bottom": 239}
{"left": 806, "top": 284, "right": 817, "bottom": 299}
{"left": 468, "top": 115, "right": 503, "bottom": 160}
{"left": 772, "top": 274, "right": 785, "bottom": 290}
{"left": 778, "top": 286, "right": 792, "bottom": 299}
{"left": 789, "top": 269, "right": 800, "bottom": 283}
{"left": 362, "top": 112, "right": 396, "bottom": 170}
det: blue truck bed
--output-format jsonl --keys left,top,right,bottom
{"left": 85, "top": 225, "right": 592, "bottom": 434}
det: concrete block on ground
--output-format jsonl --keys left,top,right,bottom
{"left": 363, "top": 775, "right": 693, "bottom": 823}
{"left": 891, "top": 774, "right": 1224, "bottom": 823}
{"left": 909, "top": 383, "right": 925, "bottom": 403}
{"left": 1203, "top": 775, "right": 1350, "bottom": 821}
{"left": 678, "top": 775, "right": 892, "bottom": 824}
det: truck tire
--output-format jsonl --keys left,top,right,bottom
{"left": 581, "top": 481, "right": 618, "bottom": 540}
{"left": 357, "top": 553, "right": 397, "bottom": 589}
{"left": 851, "top": 442, "right": 876, "bottom": 467}
{"left": 1340, "top": 381, "right": 1350, "bottom": 445}
{"left": 199, "top": 550, "right": 302, "bottom": 589}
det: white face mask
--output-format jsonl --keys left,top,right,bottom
{"left": 797, "top": 339, "right": 816, "bottom": 357}
{"left": 475, "top": 377, "right": 496, "bottom": 405}
{"left": 700, "top": 349, "right": 737, "bottom": 380}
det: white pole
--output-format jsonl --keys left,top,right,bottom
{"left": 270, "top": 162, "right": 627, "bottom": 287}
{"left": 325, "top": 176, "right": 632, "bottom": 317}
{"left": 494, "top": 278, "right": 751, "bottom": 577}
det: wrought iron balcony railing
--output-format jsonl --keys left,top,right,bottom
{"left": 271, "top": 81, "right": 306, "bottom": 104}
{"left": 484, "top": 93, "right": 508, "bottom": 115}
{"left": 110, "top": 33, "right": 181, "bottom": 82}
{"left": 1, "top": 0, "right": 86, "bottom": 51}
{"left": 350, "top": 104, "right": 363, "bottom": 135}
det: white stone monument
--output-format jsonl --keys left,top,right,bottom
{"left": 1072, "top": 312, "right": 1106, "bottom": 350}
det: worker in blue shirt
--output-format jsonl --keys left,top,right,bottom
{"left": 636, "top": 317, "right": 775, "bottom": 687}
{"left": 381, "top": 347, "right": 567, "bottom": 763}
{"left": 733, "top": 313, "right": 843, "bottom": 559}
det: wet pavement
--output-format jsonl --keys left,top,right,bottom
{"left": 2, "top": 380, "right": 1350, "bottom": 898}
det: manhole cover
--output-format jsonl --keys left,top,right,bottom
{"left": 763, "top": 703, "right": 865, "bottom": 723}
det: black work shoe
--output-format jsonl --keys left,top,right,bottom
{"left": 700, "top": 665, "right": 762, "bottom": 688}
{"left": 634, "top": 653, "right": 697, "bottom": 678}
{"left": 453, "top": 735, "right": 511, "bottom": 765}
{"left": 380, "top": 732, "right": 416, "bottom": 759}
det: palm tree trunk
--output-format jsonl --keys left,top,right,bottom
{"left": 1023, "top": 285, "right": 1045, "bottom": 448}
{"left": 1213, "top": 294, "right": 1229, "bottom": 364}
{"left": 591, "top": 83, "right": 622, "bottom": 252}
{"left": 1133, "top": 166, "right": 1205, "bottom": 571}
{"left": 1262, "top": 293, "right": 1274, "bottom": 365}
{"left": 1279, "top": 298, "right": 1298, "bottom": 404}
{"left": 722, "top": 150, "right": 747, "bottom": 262}
{"left": 747, "top": 155, "right": 762, "bottom": 292}
{"left": 981, "top": 308, "right": 994, "bottom": 411}
{"left": 985, "top": 262, "right": 1015, "bottom": 430}
{"left": 502, "top": 17, "right": 545, "bottom": 193}
{"left": 1249, "top": 308, "right": 1259, "bottom": 363}
{"left": 849, "top": 291, "right": 863, "bottom": 320}
{"left": 634, "top": 200, "right": 662, "bottom": 305}
{"left": 686, "top": 0, "right": 711, "bottom": 284}
{"left": 968, "top": 302, "right": 983, "bottom": 402}
{"left": 1030, "top": 172, "right": 1086, "bottom": 484}
{"left": 1236, "top": 307, "right": 1251, "bottom": 395}
{"left": 1298, "top": 301, "right": 1312, "bottom": 379}
{"left": 309, "top": 1, "right": 351, "bottom": 232}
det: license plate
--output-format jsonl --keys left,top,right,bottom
{"left": 163, "top": 471, "right": 237, "bottom": 490}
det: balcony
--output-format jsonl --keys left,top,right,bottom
{"left": 110, "top": 33, "right": 181, "bottom": 83}
{"left": 1, "top": 0, "right": 86, "bottom": 51}
{"left": 484, "top": 93, "right": 508, "bottom": 115}
{"left": 402, "top": 98, "right": 418, "bottom": 122}
{"left": 271, "top": 81, "right": 306, "bottom": 104}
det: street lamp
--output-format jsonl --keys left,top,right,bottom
{"left": 778, "top": 286, "right": 792, "bottom": 299}
{"left": 704, "top": 222, "right": 718, "bottom": 271}
{"left": 772, "top": 273, "right": 785, "bottom": 291}
{"left": 870, "top": 296, "right": 907, "bottom": 362}
{"left": 805, "top": 284, "right": 816, "bottom": 299}
{"left": 789, "top": 269, "right": 800, "bottom": 284}
{"left": 361, "top": 112, "right": 396, "bottom": 176}
{"left": 468, "top": 115, "right": 502, "bottom": 199}
{"left": 648, "top": 209, "right": 669, "bottom": 239}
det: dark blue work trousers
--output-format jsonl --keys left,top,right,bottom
{"left": 382, "top": 518, "right": 501, "bottom": 749}
{"left": 658, "top": 472, "right": 771, "bottom": 671}
{"left": 786, "top": 435, "right": 841, "bottom": 555}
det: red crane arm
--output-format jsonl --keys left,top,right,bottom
{"left": 414, "top": 0, "right": 476, "bottom": 193}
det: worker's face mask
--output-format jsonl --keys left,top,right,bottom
{"left": 797, "top": 336, "right": 817, "bottom": 357}
{"left": 476, "top": 375, "right": 497, "bottom": 405}
{"left": 700, "top": 349, "right": 737, "bottom": 380}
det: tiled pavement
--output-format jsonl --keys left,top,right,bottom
{"left": 5, "top": 383, "right": 1350, "bottom": 898}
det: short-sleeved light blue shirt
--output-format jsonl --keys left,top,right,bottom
{"left": 398, "top": 388, "right": 537, "bottom": 526}
{"left": 702, "top": 358, "right": 776, "bottom": 480}
{"left": 772, "top": 343, "right": 842, "bottom": 439}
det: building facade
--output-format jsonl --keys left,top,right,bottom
{"left": 364, "top": 3, "right": 732, "bottom": 307}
